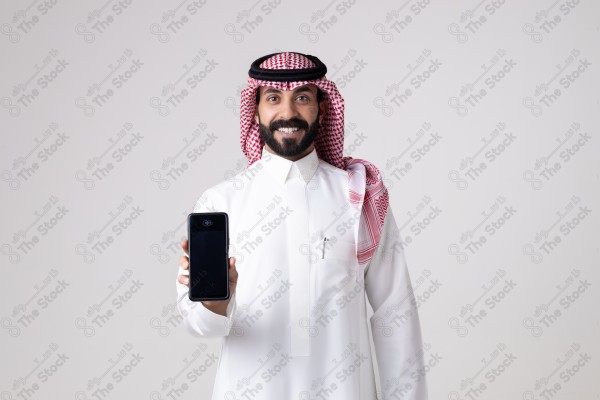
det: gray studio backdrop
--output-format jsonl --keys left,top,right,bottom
{"left": 1, "top": 1, "right": 599, "bottom": 399}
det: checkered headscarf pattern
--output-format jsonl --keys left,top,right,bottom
{"left": 240, "top": 52, "right": 389, "bottom": 266}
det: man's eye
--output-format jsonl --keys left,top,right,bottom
{"left": 296, "top": 95, "right": 310, "bottom": 101}
{"left": 267, "top": 96, "right": 278, "bottom": 102}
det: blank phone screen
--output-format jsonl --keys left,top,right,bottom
{"left": 189, "top": 214, "right": 228, "bottom": 300}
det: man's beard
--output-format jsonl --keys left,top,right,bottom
{"left": 258, "top": 112, "right": 320, "bottom": 158}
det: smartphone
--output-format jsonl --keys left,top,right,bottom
{"left": 187, "top": 212, "right": 230, "bottom": 301}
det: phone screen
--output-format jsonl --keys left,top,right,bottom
{"left": 188, "top": 213, "right": 229, "bottom": 301}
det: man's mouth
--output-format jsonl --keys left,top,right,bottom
{"left": 275, "top": 127, "right": 303, "bottom": 135}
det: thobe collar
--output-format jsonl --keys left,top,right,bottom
{"left": 260, "top": 145, "right": 319, "bottom": 184}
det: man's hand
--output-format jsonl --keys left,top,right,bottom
{"left": 178, "top": 239, "right": 238, "bottom": 317}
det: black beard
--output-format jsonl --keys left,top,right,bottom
{"left": 258, "top": 113, "right": 320, "bottom": 158}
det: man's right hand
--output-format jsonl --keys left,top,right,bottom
{"left": 178, "top": 239, "right": 238, "bottom": 317}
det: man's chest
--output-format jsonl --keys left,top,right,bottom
{"left": 221, "top": 173, "right": 362, "bottom": 312}
{"left": 225, "top": 173, "right": 358, "bottom": 260}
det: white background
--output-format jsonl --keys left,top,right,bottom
{"left": 1, "top": 0, "right": 599, "bottom": 399}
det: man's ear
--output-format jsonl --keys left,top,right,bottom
{"left": 318, "top": 100, "right": 328, "bottom": 123}
{"left": 254, "top": 87, "right": 261, "bottom": 124}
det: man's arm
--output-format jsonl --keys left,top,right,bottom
{"left": 175, "top": 190, "right": 237, "bottom": 337}
{"left": 363, "top": 206, "right": 428, "bottom": 400}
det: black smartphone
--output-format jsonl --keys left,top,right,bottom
{"left": 187, "top": 212, "right": 230, "bottom": 301}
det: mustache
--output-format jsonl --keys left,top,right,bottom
{"left": 269, "top": 118, "right": 309, "bottom": 131}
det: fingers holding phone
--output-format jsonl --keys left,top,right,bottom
{"left": 227, "top": 256, "right": 238, "bottom": 295}
{"left": 178, "top": 239, "right": 190, "bottom": 285}
{"left": 178, "top": 240, "right": 236, "bottom": 291}
{"left": 180, "top": 213, "right": 237, "bottom": 316}
{"left": 178, "top": 238, "right": 237, "bottom": 316}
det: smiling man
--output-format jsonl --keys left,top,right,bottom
{"left": 256, "top": 84, "right": 325, "bottom": 160}
{"left": 176, "top": 52, "right": 428, "bottom": 400}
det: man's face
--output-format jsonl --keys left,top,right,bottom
{"left": 255, "top": 84, "right": 325, "bottom": 161}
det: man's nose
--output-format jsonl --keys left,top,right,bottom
{"left": 278, "top": 98, "right": 300, "bottom": 119}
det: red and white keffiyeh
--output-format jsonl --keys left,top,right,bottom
{"left": 239, "top": 52, "right": 389, "bottom": 266}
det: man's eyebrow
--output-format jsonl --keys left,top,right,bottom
{"left": 292, "top": 86, "right": 314, "bottom": 94}
{"left": 262, "top": 86, "right": 314, "bottom": 95}
{"left": 263, "top": 88, "right": 282, "bottom": 95}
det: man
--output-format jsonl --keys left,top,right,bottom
{"left": 176, "top": 52, "right": 428, "bottom": 399}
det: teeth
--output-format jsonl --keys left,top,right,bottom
{"left": 278, "top": 127, "right": 300, "bottom": 133}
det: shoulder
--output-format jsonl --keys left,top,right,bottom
{"left": 196, "top": 178, "right": 238, "bottom": 208}
{"left": 193, "top": 159, "right": 267, "bottom": 210}
{"left": 318, "top": 158, "right": 348, "bottom": 179}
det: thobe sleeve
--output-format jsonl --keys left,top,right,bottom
{"left": 175, "top": 189, "right": 237, "bottom": 337}
{"left": 363, "top": 206, "right": 428, "bottom": 399}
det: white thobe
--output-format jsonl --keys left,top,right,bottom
{"left": 176, "top": 146, "right": 428, "bottom": 400}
